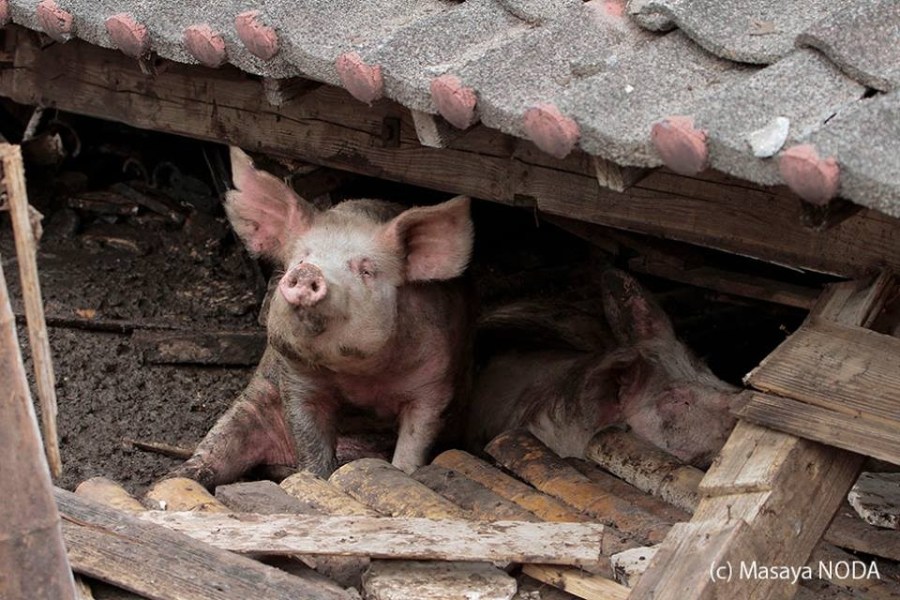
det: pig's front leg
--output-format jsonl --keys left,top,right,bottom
{"left": 170, "top": 350, "right": 294, "bottom": 489}
{"left": 392, "top": 389, "right": 450, "bottom": 473}
{"left": 281, "top": 374, "right": 340, "bottom": 478}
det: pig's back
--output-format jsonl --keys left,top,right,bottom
{"left": 332, "top": 199, "right": 405, "bottom": 223}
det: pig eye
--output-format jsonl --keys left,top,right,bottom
{"left": 351, "top": 258, "right": 376, "bottom": 279}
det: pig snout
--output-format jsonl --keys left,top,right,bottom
{"left": 279, "top": 263, "right": 327, "bottom": 308}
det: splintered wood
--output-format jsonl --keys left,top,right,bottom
{"left": 1, "top": 143, "right": 62, "bottom": 477}
{"left": 0, "top": 189, "right": 75, "bottom": 599}
{"left": 630, "top": 275, "right": 889, "bottom": 600}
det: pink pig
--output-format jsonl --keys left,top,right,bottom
{"left": 171, "top": 148, "right": 474, "bottom": 487}
{"left": 468, "top": 269, "right": 739, "bottom": 467}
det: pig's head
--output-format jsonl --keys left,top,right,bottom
{"left": 225, "top": 147, "right": 473, "bottom": 369}
{"left": 601, "top": 269, "right": 739, "bottom": 467}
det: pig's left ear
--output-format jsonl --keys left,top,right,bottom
{"left": 382, "top": 196, "right": 474, "bottom": 282}
{"left": 601, "top": 269, "right": 676, "bottom": 346}
{"left": 225, "top": 147, "right": 316, "bottom": 263}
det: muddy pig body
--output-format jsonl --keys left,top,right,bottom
{"left": 171, "top": 148, "right": 474, "bottom": 487}
{"left": 468, "top": 269, "right": 738, "bottom": 467}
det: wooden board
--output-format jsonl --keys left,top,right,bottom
{"left": 3, "top": 28, "right": 900, "bottom": 279}
{"left": 521, "top": 565, "right": 630, "bottom": 600}
{"left": 54, "top": 488, "right": 353, "bottom": 600}
{"left": 137, "top": 511, "right": 606, "bottom": 567}
{"left": 412, "top": 464, "right": 540, "bottom": 522}
{"left": 362, "top": 560, "right": 516, "bottom": 600}
{"left": 487, "top": 430, "right": 671, "bottom": 545}
{"left": 433, "top": 450, "right": 587, "bottom": 523}
{"left": 736, "top": 392, "right": 900, "bottom": 466}
{"left": 329, "top": 459, "right": 468, "bottom": 519}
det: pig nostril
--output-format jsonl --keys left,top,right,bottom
{"left": 311, "top": 281, "right": 319, "bottom": 293}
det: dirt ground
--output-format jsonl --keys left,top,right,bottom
{"left": 0, "top": 112, "right": 803, "bottom": 496}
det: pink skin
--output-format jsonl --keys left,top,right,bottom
{"left": 469, "top": 270, "right": 738, "bottom": 467}
{"left": 171, "top": 148, "right": 473, "bottom": 487}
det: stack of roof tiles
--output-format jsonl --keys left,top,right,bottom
{"left": 3, "top": 0, "right": 899, "bottom": 217}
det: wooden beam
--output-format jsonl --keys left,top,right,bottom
{"left": 137, "top": 511, "right": 606, "bottom": 567}
{"left": 521, "top": 565, "right": 630, "bottom": 600}
{"left": 432, "top": 450, "right": 588, "bottom": 524}
{"left": 736, "top": 392, "right": 900, "bottom": 466}
{"left": 3, "top": 28, "right": 900, "bottom": 279}
{"left": 55, "top": 488, "right": 354, "bottom": 600}
{"left": 0, "top": 211, "right": 75, "bottom": 600}
{"left": 486, "top": 430, "right": 670, "bottom": 545}
{"left": 630, "top": 274, "right": 889, "bottom": 600}
{"left": 745, "top": 319, "right": 900, "bottom": 427}
{"left": 329, "top": 458, "right": 469, "bottom": 519}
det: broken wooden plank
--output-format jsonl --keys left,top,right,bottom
{"left": 131, "top": 328, "right": 266, "bottom": 366}
{"left": 566, "top": 458, "right": 691, "bottom": 524}
{"left": 362, "top": 561, "right": 516, "bottom": 600}
{"left": 215, "top": 480, "right": 369, "bottom": 590}
{"left": 410, "top": 110, "right": 463, "bottom": 149}
{"left": 584, "top": 429, "right": 703, "bottom": 513}
{"left": 281, "top": 470, "right": 381, "bottom": 517}
{"left": 746, "top": 319, "right": 900, "bottom": 426}
{"left": 4, "top": 30, "right": 900, "bottom": 279}
{"left": 137, "top": 511, "right": 606, "bottom": 567}
{"left": 2, "top": 142, "right": 62, "bottom": 478}
{"left": 736, "top": 392, "right": 900, "bottom": 466}
{"left": 55, "top": 488, "right": 354, "bottom": 600}
{"left": 848, "top": 472, "right": 900, "bottom": 530}
{"left": 591, "top": 156, "right": 649, "bottom": 192}
{"left": 412, "top": 464, "right": 540, "bottom": 522}
{"left": 630, "top": 420, "right": 864, "bottom": 600}
{"left": 0, "top": 235, "right": 75, "bottom": 600}
{"left": 487, "top": 430, "right": 670, "bottom": 545}
{"left": 825, "top": 505, "right": 900, "bottom": 562}
{"left": 329, "top": 458, "right": 468, "bottom": 519}
{"left": 143, "top": 477, "right": 229, "bottom": 513}
{"left": 522, "top": 565, "right": 630, "bottom": 600}
{"left": 808, "top": 270, "right": 895, "bottom": 328}
{"left": 433, "top": 450, "right": 587, "bottom": 523}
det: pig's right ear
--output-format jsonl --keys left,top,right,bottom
{"left": 601, "top": 269, "right": 676, "bottom": 347}
{"left": 382, "top": 195, "right": 474, "bottom": 282}
{"left": 224, "top": 147, "right": 316, "bottom": 263}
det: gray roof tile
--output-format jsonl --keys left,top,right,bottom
{"left": 798, "top": 0, "right": 900, "bottom": 92}
{"left": 641, "top": 0, "right": 854, "bottom": 64}
{"left": 694, "top": 50, "right": 865, "bottom": 185}
{"left": 562, "top": 31, "right": 752, "bottom": 167}
{"left": 3, "top": 0, "right": 900, "bottom": 217}
{"left": 804, "top": 91, "right": 900, "bottom": 217}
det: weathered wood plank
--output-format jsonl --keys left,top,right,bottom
{"left": 746, "top": 319, "right": 900, "bottom": 426}
{"left": 55, "top": 488, "right": 353, "bottom": 600}
{"left": 281, "top": 470, "right": 381, "bottom": 517}
{"left": 631, "top": 421, "right": 863, "bottom": 599}
{"left": 412, "top": 464, "right": 540, "bottom": 522}
{"left": 826, "top": 504, "right": 900, "bottom": 562}
{"left": 487, "top": 430, "right": 670, "bottom": 545}
{"left": 584, "top": 429, "right": 703, "bottom": 513}
{"left": 736, "top": 392, "right": 900, "bottom": 466}
{"left": 362, "top": 561, "right": 516, "bottom": 600}
{"left": 0, "top": 229, "right": 75, "bottom": 600}
{"left": 521, "top": 565, "right": 630, "bottom": 600}
{"left": 137, "top": 511, "right": 606, "bottom": 567}
{"left": 4, "top": 29, "right": 900, "bottom": 279}
{"left": 566, "top": 458, "right": 691, "bottom": 524}
{"left": 329, "top": 459, "right": 468, "bottom": 519}
{"left": 433, "top": 450, "right": 587, "bottom": 523}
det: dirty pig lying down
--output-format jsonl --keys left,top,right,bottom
{"left": 170, "top": 147, "right": 475, "bottom": 488}
{"left": 468, "top": 269, "right": 740, "bottom": 468}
